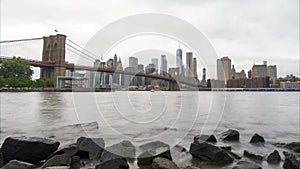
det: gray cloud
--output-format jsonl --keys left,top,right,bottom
{"left": 1, "top": 0, "right": 299, "bottom": 78}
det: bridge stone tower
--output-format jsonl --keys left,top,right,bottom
{"left": 41, "top": 34, "right": 66, "bottom": 87}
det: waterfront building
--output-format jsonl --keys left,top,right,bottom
{"left": 217, "top": 56, "right": 232, "bottom": 83}
{"left": 186, "top": 52, "right": 193, "bottom": 77}
{"left": 160, "top": 55, "right": 168, "bottom": 75}
{"left": 231, "top": 65, "right": 246, "bottom": 79}
{"left": 280, "top": 81, "right": 300, "bottom": 88}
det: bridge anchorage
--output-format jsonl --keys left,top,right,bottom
{"left": 1, "top": 34, "right": 204, "bottom": 91}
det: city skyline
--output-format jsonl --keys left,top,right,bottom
{"left": 1, "top": 0, "right": 299, "bottom": 78}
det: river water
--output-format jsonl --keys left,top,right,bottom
{"left": 0, "top": 91, "right": 299, "bottom": 168}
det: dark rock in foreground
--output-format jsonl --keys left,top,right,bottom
{"left": 152, "top": 157, "right": 179, "bottom": 169}
{"left": 100, "top": 140, "right": 135, "bottom": 163}
{"left": 233, "top": 161, "right": 262, "bottom": 169}
{"left": 76, "top": 137, "right": 105, "bottom": 160}
{"left": 137, "top": 141, "right": 172, "bottom": 166}
{"left": 194, "top": 134, "right": 217, "bottom": 143}
{"left": 219, "top": 129, "right": 239, "bottom": 141}
{"left": 95, "top": 158, "right": 129, "bottom": 169}
{"left": 1, "top": 136, "right": 60, "bottom": 164}
{"left": 267, "top": 150, "right": 281, "bottom": 164}
{"left": 189, "top": 142, "right": 233, "bottom": 165}
{"left": 2, "top": 160, "right": 35, "bottom": 169}
{"left": 283, "top": 151, "right": 300, "bottom": 169}
{"left": 274, "top": 142, "right": 300, "bottom": 153}
{"left": 243, "top": 150, "right": 264, "bottom": 163}
{"left": 70, "top": 156, "right": 80, "bottom": 169}
{"left": 41, "top": 154, "right": 71, "bottom": 168}
{"left": 250, "top": 133, "right": 265, "bottom": 144}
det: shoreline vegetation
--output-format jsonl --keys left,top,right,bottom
{"left": 0, "top": 123, "right": 299, "bottom": 169}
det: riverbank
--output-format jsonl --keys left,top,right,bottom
{"left": 0, "top": 126, "right": 299, "bottom": 169}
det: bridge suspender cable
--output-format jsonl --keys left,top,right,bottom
{"left": 0, "top": 37, "right": 43, "bottom": 43}
{"left": 65, "top": 43, "right": 97, "bottom": 61}
{"left": 67, "top": 38, "right": 100, "bottom": 59}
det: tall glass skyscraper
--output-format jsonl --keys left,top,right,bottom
{"left": 160, "top": 55, "right": 168, "bottom": 75}
{"left": 217, "top": 56, "right": 232, "bottom": 83}
{"left": 176, "top": 45, "right": 183, "bottom": 75}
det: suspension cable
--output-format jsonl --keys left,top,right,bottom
{"left": 67, "top": 38, "right": 100, "bottom": 59}
{"left": 0, "top": 37, "right": 43, "bottom": 44}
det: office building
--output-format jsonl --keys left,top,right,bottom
{"left": 129, "top": 57, "right": 138, "bottom": 71}
{"left": 151, "top": 58, "right": 158, "bottom": 72}
{"left": 200, "top": 68, "right": 207, "bottom": 87}
{"left": 251, "top": 62, "right": 267, "bottom": 78}
{"left": 160, "top": 55, "right": 167, "bottom": 75}
{"left": 193, "top": 58, "right": 197, "bottom": 78}
{"left": 186, "top": 52, "right": 193, "bottom": 77}
{"left": 176, "top": 45, "right": 183, "bottom": 75}
{"left": 217, "top": 56, "right": 232, "bottom": 83}
{"left": 267, "top": 65, "right": 277, "bottom": 84}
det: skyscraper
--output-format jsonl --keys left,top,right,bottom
{"left": 200, "top": 68, "right": 207, "bottom": 87}
{"left": 113, "top": 54, "right": 118, "bottom": 68}
{"left": 129, "top": 57, "right": 138, "bottom": 71}
{"left": 160, "top": 55, "right": 168, "bottom": 75}
{"left": 193, "top": 58, "right": 198, "bottom": 78}
{"left": 217, "top": 56, "right": 232, "bottom": 83}
{"left": 251, "top": 62, "right": 267, "bottom": 78}
{"left": 186, "top": 52, "right": 193, "bottom": 77}
{"left": 151, "top": 58, "right": 158, "bottom": 72}
{"left": 176, "top": 44, "right": 183, "bottom": 75}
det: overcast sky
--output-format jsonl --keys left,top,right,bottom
{"left": 1, "top": 0, "right": 299, "bottom": 78}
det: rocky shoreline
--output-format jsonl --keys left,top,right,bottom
{"left": 0, "top": 129, "right": 299, "bottom": 169}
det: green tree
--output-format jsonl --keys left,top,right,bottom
{"left": 0, "top": 56, "right": 33, "bottom": 87}
{"left": 32, "top": 78, "right": 54, "bottom": 88}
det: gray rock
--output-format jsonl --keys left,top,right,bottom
{"left": 95, "top": 158, "right": 129, "bottom": 169}
{"left": 76, "top": 137, "right": 105, "bottom": 160}
{"left": 219, "top": 129, "right": 239, "bottom": 141}
{"left": 283, "top": 151, "right": 300, "bottom": 169}
{"left": 243, "top": 150, "right": 264, "bottom": 163}
{"left": 250, "top": 134, "right": 265, "bottom": 144}
{"left": 137, "top": 141, "right": 172, "bottom": 166}
{"left": 1, "top": 136, "right": 60, "bottom": 164}
{"left": 70, "top": 156, "right": 80, "bottom": 169}
{"left": 189, "top": 142, "right": 233, "bottom": 165}
{"left": 100, "top": 140, "right": 135, "bottom": 163}
{"left": 194, "top": 134, "right": 217, "bottom": 143}
{"left": 184, "top": 166, "right": 202, "bottom": 169}
{"left": 233, "top": 161, "right": 262, "bottom": 169}
{"left": 44, "top": 167, "right": 70, "bottom": 169}
{"left": 267, "top": 150, "right": 281, "bottom": 164}
{"left": 152, "top": 157, "right": 179, "bottom": 169}
{"left": 42, "top": 154, "right": 71, "bottom": 168}
{"left": 47, "top": 144, "right": 78, "bottom": 159}
{"left": 2, "top": 160, "right": 34, "bottom": 169}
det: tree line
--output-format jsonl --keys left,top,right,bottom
{"left": 0, "top": 57, "right": 53, "bottom": 88}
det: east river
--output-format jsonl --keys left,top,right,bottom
{"left": 1, "top": 91, "right": 299, "bottom": 168}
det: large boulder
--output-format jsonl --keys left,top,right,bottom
{"left": 283, "top": 151, "right": 300, "bottom": 169}
{"left": 2, "top": 160, "right": 34, "bottom": 169}
{"left": 194, "top": 134, "right": 217, "bottom": 143}
{"left": 189, "top": 142, "right": 233, "bottom": 165}
{"left": 243, "top": 150, "right": 264, "bottom": 163}
{"left": 233, "top": 161, "right": 262, "bottom": 169}
{"left": 219, "top": 129, "right": 239, "bottom": 141}
{"left": 267, "top": 150, "right": 281, "bottom": 164}
{"left": 95, "top": 158, "right": 129, "bottom": 169}
{"left": 152, "top": 157, "right": 179, "bottom": 169}
{"left": 100, "top": 140, "right": 135, "bottom": 163}
{"left": 41, "top": 154, "right": 71, "bottom": 168}
{"left": 250, "top": 134, "right": 265, "bottom": 144}
{"left": 70, "top": 156, "right": 80, "bottom": 169}
{"left": 1, "top": 136, "right": 60, "bottom": 164}
{"left": 137, "top": 141, "right": 172, "bottom": 166}
{"left": 76, "top": 137, "right": 105, "bottom": 160}
{"left": 275, "top": 142, "right": 300, "bottom": 153}
{"left": 47, "top": 143, "right": 78, "bottom": 159}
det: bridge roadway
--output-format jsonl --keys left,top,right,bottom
{"left": 0, "top": 57, "right": 200, "bottom": 87}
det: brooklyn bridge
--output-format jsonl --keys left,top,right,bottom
{"left": 0, "top": 34, "right": 203, "bottom": 91}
